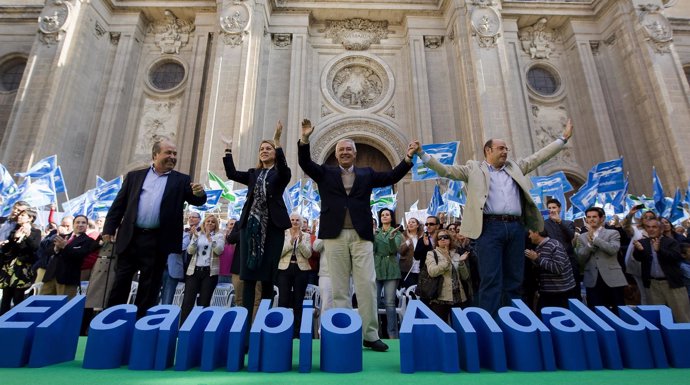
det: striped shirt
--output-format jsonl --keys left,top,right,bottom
{"left": 534, "top": 237, "right": 576, "bottom": 293}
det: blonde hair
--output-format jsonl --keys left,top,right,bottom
{"left": 201, "top": 214, "right": 219, "bottom": 239}
{"left": 255, "top": 140, "right": 277, "bottom": 169}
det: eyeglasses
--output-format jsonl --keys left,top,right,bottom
{"left": 491, "top": 146, "right": 510, "bottom": 152}
{"left": 202, "top": 245, "right": 208, "bottom": 256}
{"left": 425, "top": 223, "right": 438, "bottom": 226}
{"left": 437, "top": 234, "right": 451, "bottom": 240}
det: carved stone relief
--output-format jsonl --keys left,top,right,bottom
{"left": 638, "top": 4, "right": 673, "bottom": 54}
{"left": 424, "top": 36, "right": 444, "bottom": 49}
{"left": 321, "top": 104, "right": 334, "bottom": 118}
{"left": 310, "top": 120, "right": 406, "bottom": 165}
{"left": 519, "top": 18, "right": 560, "bottom": 59}
{"left": 135, "top": 98, "right": 181, "bottom": 159}
{"left": 219, "top": 2, "right": 251, "bottom": 47}
{"left": 38, "top": 0, "right": 72, "bottom": 46}
{"left": 384, "top": 105, "right": 395, "bottom": 119}
{"left": 470, "top": 1, "right": 502, "bottom": 49}
{"left": 94, "top": 22, "right": 106, "bottom": 38}
{"left": 272, "top": 33, "right": 292, "bottom": 47}
{"left": 110, "top": 32, "right": 121, "bottom": 45}
{"left": 531, "top": 105, "right": 576, "bottom": 166}
{"left": 321, "top": 19, "right": 391, "bottom": 51}
{"left": 149, "top": 10, "right": 195, "bottom": 54}
{"left": 324, "top": 55, "right": 393, "bottom": 112}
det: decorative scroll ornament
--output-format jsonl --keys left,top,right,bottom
{"left": 149, "top": 10, "right": 195, "bottom": 54}
{"left": 272, "top": 33, "right": 292, "bottom": 47}
{"left": 519, "top": 18, "right": 560, "bottom": 60}
{"left": 322, "top": 19, "right": 391, "bottom": 51}
{"left": 219, "top": 2, "right": 251, "bottom": 47}
{"left": 424, "top": 36, "right": 444, "bottom": 49}
{"left": 324, "top": 55, "right": 393, "bottom": 112}
{"left": 638, "top": 4, "right": 673, "bottom": 54}
{"left": 37, "top": 0, "right": 72, "bottom": 46}
{"left": 470, "top": 1, "right": 502, "bottom": 49}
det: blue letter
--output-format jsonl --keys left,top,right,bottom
{"left": 399, "top": 300, "right": 459, "bottom": 373}
{"left": 541, "top": 307, "right": 602, "bottom": 370}
{"left": 636, "top": 305, "right": 690, "bottom": 368}
{"left": 320, "top": 308, "right": 362, "bottom": 373}
{"left": 498, "top": 299, "right": 555, "bottom": 371}
{"left": 568, "top": 299, "right": 622, "bottom": 369}
{"left": 299, "top": 300, "right": 314, "bottom": 373}
{"left": 451, "top": 306, "right": 506, "bottom": 372}
{"left": 248, "top": 299, "right": 293, "bottom": 372}
{"left": 83, "top": 304, "right": 137, "bottom": 369}
{"left": 129, "top": 305, "right": 180, "bottom": 370}
{"left": 28, "top": 295, "right": 85, "bottom": 367}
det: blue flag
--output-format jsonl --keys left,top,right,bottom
{"left": 0, "top": 180, "right": 29, "bottom": 216}
{"left": 15, "top": 155, "right": 57, "bottom": 178}
{"left": 427, "top": 185, "right": 444, "bottom": 216}
{"left": 670, "top": 188, "right": 685, "bottom": 224}
{"left": 589, "top": 158, "right": 624, "bottom": 193}
{"left": 53, "top": 166, "right": 67, "bottom": 194}
{"left": 96, "top": 175, "right": 107, "bottom": 187}
{"left": 411, "top": 142, "right": 459, "bottom": 181}
{"left": 652, "top": 167, "right": 666, "bottom": 215}
{"left": 190, "top": 189, "right": 223, "bottom": 212}
{"left": 446, "top": 180, "right": 466, "bottom": 205}
{"left": 531, "top": 171, "right": 574, "bottom": 195}
{"left": 0, "top": 163, "right": 17, "bottom": 196}
{"left": 570, "top": 179, "right": 599, "bottom": 213}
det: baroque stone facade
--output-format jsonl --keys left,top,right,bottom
{"left": 0, "top": 0, "right": 689, "bottom": 210}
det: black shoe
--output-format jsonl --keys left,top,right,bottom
{"left": 363, "top": 339, "right": 389, "bottom": 352}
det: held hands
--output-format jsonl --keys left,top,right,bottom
{"left": 300, "top": 119, "right": 314, "bottom": 143}
{"left": 410, "top": 141, "right": 422, "bottom": 155}
{"left": 273, "top": 120, "right": 283, "bottom": 148}
{"left": 191, "top": 183, "right": 205, "bottom": 197}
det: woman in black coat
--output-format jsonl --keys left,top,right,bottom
{"left": 222, "top": 120, "right": 291, "bottom": 320}
{"left": 0, "top": 208, "right": 41, "bottom": 315}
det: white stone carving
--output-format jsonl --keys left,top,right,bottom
{"left": 321, "top": 104, "right": 334, "bottom": 118}
{"left": 638, "top": 4, "right": 673, "bottom": 54}
{"left": 37, "top": 0, "right": 72, "bottom": 46}
{"left": 519, "top": 18, "right": 560, "bottom": 59}
{"left": 272, "top": 33, "right": 292, "bottom": 47}
{"left": 424, "top": 36, "right": 444, "bottom": 49}
{"left": 531, "top": 105, "right": 576, "bottom": 166}
{"left": 311, "top": 120, "right": 406, "bottom": 165}
{"left": 94, "top": 21, "right": 106, "bottom": 38}
{"left": 384, "top": 105, "right": 395, "bottom": 119}
{"left": 135, "top": 98, "right": 181, "bottom": 158}
{"left": 221, "top": 33, "right": 244, "bottom": 47}
{"left": 470, "top": 2, "right": 502, "bottom": 49}
{"left": 219, "top": 2, "right": 251, "bottom": 47}
{"left": 110, "top": 32, "right": 121, "bottom": 45}
{"left": 322, "top": 19, "right": 391, "bottom": 51}
{"left": 148, "top": 10, "right": 195, "bottom": 55}
{"left": 323, "top": 54, "right": 393, "bottom": 112}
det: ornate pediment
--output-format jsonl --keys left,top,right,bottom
{"left": 322, "top": 19, "right": 391, "bottom": 51}
{"left": 148, "top": 10, "right": 195, "bottom": 55}
{"left": 638, "top": 4, "right": 673, "bottom": 54}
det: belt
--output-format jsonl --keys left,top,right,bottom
{"left": 195, "top": 266, "right": 210, "bottom": 271}
{"left": 290, "top": 260, "right": 298, "bottom": 264}
{"left": 134, "top": 227, "right": 159, "bottom": 234}
{"left": 483, "top": 214, "right": 520, "bottom": 222}
{"left": 651, "top": 277, "right": 667, "bottom": 281}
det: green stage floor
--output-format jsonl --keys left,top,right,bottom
{"left": 1, "top": 338, "right": 688, "bottom": 385}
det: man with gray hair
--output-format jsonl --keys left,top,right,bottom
{"left": 103, "top": 137, "right": 207, "bottom": 318}
{"left": 298, "top": 118, "right": 416, "bottom": 352}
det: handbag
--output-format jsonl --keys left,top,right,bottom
{"left": 417, "top": 250, "right": 443, "bottom": 300}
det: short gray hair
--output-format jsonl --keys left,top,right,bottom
{"left": 336, "top": 138, "right": 357, "bottom": 153}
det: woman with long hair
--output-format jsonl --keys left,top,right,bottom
{"left": 222, "top": 121, "right": 291, "bottom": 321}
{"left": 277, "top": 213, "right": 312, "bottom": 337}
{"left": 0, "top": 208, "right": 41, "bottom": 315}
{"left": 181, "top": 214, "right": 225, "bottom": 323}
{"left": 398, "top": 217, "right": 425, "bottom": 288}
{"left": 425, "top": 229, "right": 469, "bottom": 323}
{"left": 374, "top": 208, "right": 403, "bottom": 338}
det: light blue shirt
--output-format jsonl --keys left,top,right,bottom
{"left": 0, "top": 220, "right": 16, "bottom": 242}
{"left": 483, "top": 161, "right": 522, "bottom": 216}
{"left": 136, "top": 166, "right": 169, "bottom": 229}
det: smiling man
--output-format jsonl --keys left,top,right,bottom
{"left": 103, "top": 137, "right": 207, "bottom": 318}
{"left": 411, "top": 120, "right": 573, "bottom": 316}
{"left": 298, "top": 119, "right": 415, "bottom": 352}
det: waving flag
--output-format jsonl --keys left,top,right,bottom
{"left": 570, "top": 180, "right": 599, "bottom": 213}
{"left": 371, "top": 186, "right": 396, "bottom": 211}
{"left": 669, "top": 188, "right": 685, "bottom": 223}
{"left": 190, "top": 190, "right": 223, "bottom": 212}
{"left": 208, "top": 171, "right": 235, "bottom": 202}
{"left": 0, "top": 180, "right": 29, "bottom": 216}
{"left": 53, "top": 166, "right": 67, "bottom": 194}
{"left": 588, "top": 158, "right": 624, "bottom": 193}
{"left": 0, "top": 163, "right": 17, "bottom": 196}
{"left": 285, "top": 181, "right": 301, "bottom": 212}
{"left": 652, "top": 167, "right": 666, "bottom": 215}
{"left": 446, "top": 180, "right": 466, "bottom": 205}
{"left": 412, "top": 142, "right": 459, "bottom": 181}
{"left": 15, "top": 155, "right": 57, "bottom": 178}
{"left": 427, "top": 185, "right": 444, "bottom": 216}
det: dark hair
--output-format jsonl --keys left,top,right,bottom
{"left": 426, "top": 215, "right": 439, "bottom": 226}
{"left": 585, "top": 207, "right": 605, "bottom": 218}
{"left": 14, "top": 200, "right": 29, "bottom": 208}
{"left": 377, "top": 208, "right": 398, "bottom": 229}
{"left": 546, "top": 198, "right": 561, "bottom": 208}
{"left": 151, "top": 136, "right": 172, "bottom": 159}
{"left": 483, "top": 139, "right": 494, "bottom": 157}
{"left": 20, "top": 208, "right": 37, "bottom": 223}
{"left": 538, "top": 230, "right": 549, "bottom": 237}
{"left": 73, "top": 214, "right": 88, "bottom": 224}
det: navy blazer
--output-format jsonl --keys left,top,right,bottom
{"left": 298, "top": 141, "right": 412, "bottom": 242}
{"left": 54, "top": 233, "right": 99, "bottom": 286}
{"left": 103, "top": 168, "right": 207, "bottom": 255}
{"left": 223, "top": 147, "right": 291, "bottom": 230}
{"left": 633, "top": 236, "right": 685, "bottom": 289}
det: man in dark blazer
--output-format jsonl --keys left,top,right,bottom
{"left": 633, "top": 218, "right": 690, "bottom": 322}
{"left": 298, "top": 118, "right": 415, "bottom": 352}
{"left": 103, "top": 137, "right": 206, "bottom": 318}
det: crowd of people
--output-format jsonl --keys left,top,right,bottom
{"left": 2, "top": 118, "right": 690, "bottom": 355}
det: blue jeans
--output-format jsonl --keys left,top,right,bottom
{"left": 474, "top": 220, "right": 526, "bottom": 316}
{"left": 160, "top": 267, "right": 181, "bottom": 305}
{"left": 377, "top": 279, "right": 399, "bottom": 339}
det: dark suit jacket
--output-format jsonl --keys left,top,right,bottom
{"left": 103, "top": 168, "right": 207, "bottom": 255}
{"left": 223, "top": 147, "right": 291, "bottom": 230}
{"left": 54, "top": 233, "right": 99, "bottom": 286}
{"left": 633, "top": 236, "right": 685, "bottom": 289}
{"left": 544, "top": 218, "right": 575, "bottom": 256}
{"left": 298, "top": 141, "right": 412, "bottom": 242}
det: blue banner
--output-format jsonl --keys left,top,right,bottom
{"left": 412, "top": 142, "right": 459, "bottom": 181}
{"left": 427, "top": 185, "right": 444, "bottom": 216}
{"left": 53, "top": 166, "right": 67, "bottom": 194}
{"left": 445, "top": 180, "right": 466, "bottom": 205}
{"left": 190, "top": 190, "right": 223, "bottom": 212}
{"left": 589, "top": 158, "right": 624, "bottom": 193}
{"left": 0, "top": 163, "right": 17, "bottom": 196}
{"left": 15, "top": 155, "right": 57, "bottom": 178}
{"left": 570, "top": 180, "right": 599, "bottom": 213}
{"left": 652, "top": 167, "right": 666, "bottom": 215}
{"left": 531, "top": 171, "right": 574, "bottom": 194}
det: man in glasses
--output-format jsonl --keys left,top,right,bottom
{"left": 410, "top": 119, "right": 573, "bottom": 316}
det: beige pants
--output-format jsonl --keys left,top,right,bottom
{"left": 649, "top": 279, "right": 690, "bottom": 323}
{"left": 324, "top": 229, "right": 379, "bottom": 342}
{"left": 231, "top": 274, "right": 261, "bottom": 319}
{"left": 35, "top": 268, "right": 57, "bottom": 295}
